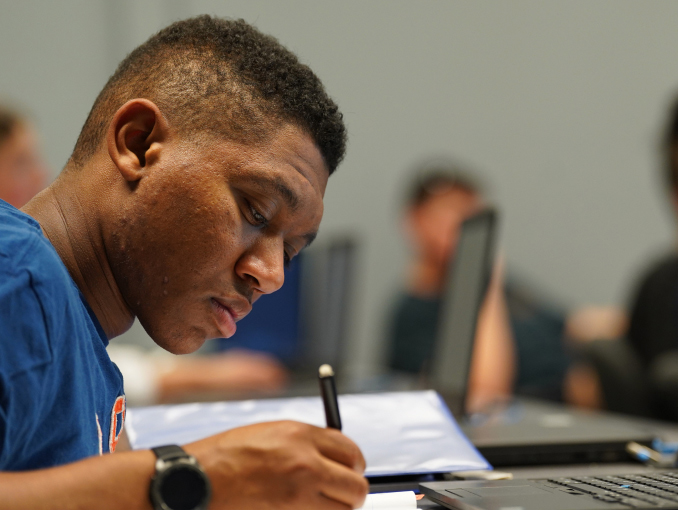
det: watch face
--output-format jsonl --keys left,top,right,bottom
{"left": 157, "top": 463, "right": 210, "bottom": 510}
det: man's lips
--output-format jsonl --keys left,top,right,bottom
{"left": 211, "top": 298, "right": 237, "bottom": 338}
{"left": 210, "top": 297, "right": 251, "bottom": 338}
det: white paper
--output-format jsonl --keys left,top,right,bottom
{"left": 356, "top": 491, "right": 417, "bottom": 510}
{"left": 126, "top": 390, "right": 490, "bottom": 477}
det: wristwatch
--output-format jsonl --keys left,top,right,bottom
{"left": 149, "top": 445, "right": 212, "bottom": 510}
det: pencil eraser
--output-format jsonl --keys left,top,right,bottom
{"left": 319, "top": 364, "right": 334, "bottom": 378}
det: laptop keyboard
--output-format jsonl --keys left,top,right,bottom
{"left": 544, "top": 473, "right": 678, "bottom": 507}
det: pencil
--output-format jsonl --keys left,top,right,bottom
{"left": 319, "top": 364, "right": 342, "bottom": 430}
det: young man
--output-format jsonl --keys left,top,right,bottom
{"left": 0, "top": 16, "right": 367, "bottom": 510}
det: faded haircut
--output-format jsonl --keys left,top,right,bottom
{"left": 70, "top": 15, "right": 346, "bottom": 173}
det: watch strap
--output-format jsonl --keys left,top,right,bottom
{"left": 152, "top": 444, "right": 189, "bottom": 462}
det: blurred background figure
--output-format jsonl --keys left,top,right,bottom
{"left": 109, "top": 342, "right": 289, "bottom": 406}
{"left": 386, "top": 161, "right": 575, "bottom": 409}
{"left": 0, "top": 103, "right": 49, "bottom": 208}
{"left": 386, "top": 163, "right": 515, "bottom": 410}
{"left": 568, "top": 94, "right": 678, "bottom": 421}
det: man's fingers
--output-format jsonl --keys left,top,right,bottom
{"left": 318, "top": 456, "right": 369, "bottom": 509}
{"left": 312, "top": 427, "right": 366, "bottom": 473}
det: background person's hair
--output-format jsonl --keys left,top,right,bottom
{"left": 0, "top": 105, "right": 22, "bottom": 148}
{"left": 70, "top": 15, "right": 346, "bottom": 173}
{"left": 406, "top": 159, "right": 485, "bottom": 209}
{"left": 663, "top": 95, "right": 678, "bottom": 193}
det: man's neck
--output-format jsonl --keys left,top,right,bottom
{"left": 21, "top": 169, "right": 134, "bottom": 338}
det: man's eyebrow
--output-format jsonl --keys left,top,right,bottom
{"left": 250, "top": 175, "right": 300, "bottom": 211}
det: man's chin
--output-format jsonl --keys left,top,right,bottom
{"left": 168, "top": 339, "right": 207, "bottom": 355}
{"left": 151, "top": 331, "right": 208, "bottom": 355}
{"left": 137, "top": 314, "right": 212, "bottom": 354}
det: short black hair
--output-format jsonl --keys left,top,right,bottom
{"left": 70, "top": 16, "right": 346, "bottom": 173}
{"left": 663, "top": 95, "right": 678, "bottom": 192}
{"left": 406, "top": 160, "right": 484, "bottom": 208}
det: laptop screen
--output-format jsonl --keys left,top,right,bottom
{"left": 429, "top": 209, "right": 497, "bottom": 417}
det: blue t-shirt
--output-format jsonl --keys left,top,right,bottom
{"left": 0, "top": 200, "right": 125, "bottom": 471}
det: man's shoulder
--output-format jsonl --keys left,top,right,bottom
{"left": 0, "top": 199, "right": 78, "bottom": 310}
{"left": 0, "top": 201, "right": 81, "bottom": 375}
{"left": 0, "top": 200, "right": 54, "bottom": 273}
{"left": 0, "top": 199, "right": 42, "bottom": 230}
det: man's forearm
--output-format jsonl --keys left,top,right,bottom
{"left": 0, "top": 449, "right": 156, "bottom": 510}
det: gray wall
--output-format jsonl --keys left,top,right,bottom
{"left": 2, "top": 1, "right": 677, "bottom": 377}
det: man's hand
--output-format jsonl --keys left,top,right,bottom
{"left": 184, "top": 421, "right": 369, "bottom": 510}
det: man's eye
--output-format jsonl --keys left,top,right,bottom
{"left": 247, "top": 202, "right": 268, "bottom": 226}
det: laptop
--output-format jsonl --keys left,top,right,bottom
{"left": 426, "top": 208, "right": 654, "bottom": 467}
{"left": 421, "top": 471, "right": 678, "bottom": 509}
{"left": 297, "top": 235, "right": 357, "bottom": 375}
{"left": 428, "top": 208, "right": 497, "bottom": 417}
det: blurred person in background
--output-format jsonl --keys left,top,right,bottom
{"left": 110, "top": 341, "right": 289, "bottom": 405}
{"left": 387, "top": 164, "right": 515, "bottom": 411}
{"left": 0, "top": 103, "right": 49, "bottom": 207}
{"left": 567, "top": 94, "right": 678, "bottom": 420}
{"left": 387, "top": 162, "right": 575, "bottom": 409}
{"left": 0, "top": 101, "right": 288, "bottom": 406}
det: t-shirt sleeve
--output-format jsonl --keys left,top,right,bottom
{"left": 0, "top": 262, "right": 53, "bottom": 469}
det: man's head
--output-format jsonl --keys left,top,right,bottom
{"left": 52, "top": 17, "right": 345, "bottom": 353}
{"left": 0, "top": 105, "right": 48, "bottom": 208}
{"left": 404, "top": 162, "right": 484, "bottom": 267}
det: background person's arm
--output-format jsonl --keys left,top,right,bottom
{"left": 107, "top": 344, "right": 289, "bottom": 406}
{"left": 467, "top": 259, "right": 516, "bottom": 411}
{"left": 156, "top": 350, "right": 289, "bottom": 403}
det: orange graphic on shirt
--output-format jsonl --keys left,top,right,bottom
{"left": 96, "top": 413, "right": 103, "bottom": 455}
{"left": 109, "top": 396, "right": 126, "bottom": 453}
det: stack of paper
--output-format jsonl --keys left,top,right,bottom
{"left": 126, "top": 390, "right": 490, "bottom": 477}
{"left": 358, "top": 491, "right": 417, "bottom": 509}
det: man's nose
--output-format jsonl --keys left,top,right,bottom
{"left": 236, "top": 237, "right": 285, "bottom": 295}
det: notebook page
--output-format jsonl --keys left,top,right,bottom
{"left": 356, "top": 491, "right": 417, "bottom": 510}
{"left": 126, "top": 390, "right": 490, "bottom": 477}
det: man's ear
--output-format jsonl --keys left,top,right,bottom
{"left": 107, "top": 99, "right": 168, "bottom": 183}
